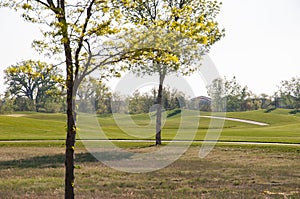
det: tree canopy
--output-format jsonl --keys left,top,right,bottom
{"left": 277, "top": 77, "right": 300, "bottom": 110}
{"left": 4, "top": 60, "right": 64, "bottom": 112}
{"left": 113, "top": 0, "right": 224, "bottom": 144}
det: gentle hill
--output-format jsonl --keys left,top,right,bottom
{"left": 0, "top": 109, "right": 299, "bottom": 143}
{"left": 0, "top": 113, "right": 66, "bottom": 140}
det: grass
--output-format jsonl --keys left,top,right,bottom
{"left": 0, "top": 109, "right": 300, "bottom": 198}
{"left": 220, "top": 109, "right": 300, "bottom": 143}
{"left": 0, "top": 109, "right": 299, "bottom": 144}
{"left": 87, "top": 109, "right": 300, "bottom": 143}
{"left": 0, "top": 145, "right": 300, "bottom": 198}
{"left": 0, "top": 113, "right": 66, "bottom": 140}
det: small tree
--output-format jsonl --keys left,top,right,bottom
{"left": 0, "top": 93, "right": 14, "bottom": 114}
{"left": 116, "top": 0, "right": 224, "bottom": 145}
{"left": 224, "top": 76, "right": 250, "bottom": 112}
{"left": 77, "top": 77, "right": 112, "bottom": 114}
{"left": 259, "top": 93, "right": 271, "bottom": 109}
{"left": 4, "top": 60, "right": 64, "bottom": 112}
{"left": 278, "top": 77, "right": 300, "bottom": 109}
{"left": 1, "top": 1, "right": 126, "bottom": 198}
{"left": 207, "top": 78, "right": 226, "bottom": 112}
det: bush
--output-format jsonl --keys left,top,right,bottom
{"left": 44, "top": 102, "right": 62, "bottom": 113}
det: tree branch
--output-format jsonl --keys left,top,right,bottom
{"left": 47, "top": 0, "right": 56, "bottom": 8}
{"left": 74, "top": 0, "right": 95, "bottom": 81}
{"left": 34, "top": 0, "right": 50, "bottom": 8}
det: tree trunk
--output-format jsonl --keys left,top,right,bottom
{"left": 156, "top": 76, "right": 164, "bottom": 145}
{"left": 65, "top": 89, "right": 76, "bottom": 199}
{"left": 65, "top": 54, "right": 76, "bottom": 199}
{"left": 35, "top": 92, "right": 39, "bottom": 112}
{"left": 52, "top": 1, "right": 76, "bottom": 198}
{"left": 59, "top": 15, "right": 76, "bottom": 199}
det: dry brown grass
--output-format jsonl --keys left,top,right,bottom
{"left": 0, "top": 145, "right": 300, "bottom": 198}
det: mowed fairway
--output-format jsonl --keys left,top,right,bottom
{"left": 0, "top": 113, "right": 66, "bottom": 140}
{"left": 0, "top": 109, "right": 299, "bottom": 143}
{"left": 0, "top": 109, "right": 300, "bottom": 198}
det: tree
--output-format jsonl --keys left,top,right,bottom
{"left": 207, "top": 78, "right": 226, "bottom": 112}
{"left": 259, "top": 93, "right": 272, "bottom": 109}
{"left": 126, "top": 86, "right": 184, "bottom": 114}
{"left": 207, "top": 77, "right": 253, "bottom": 112}
{"left": 1, "top": 1, "right": 126, "bottom": 198}
{"left": 0, "top": 92, "right": 14, "bottom": 114}
{"left": 95, "top": 81, "right": 113, "bottom": 114}
{"left": 111, "top": 92, "right": 125, "bottom": 113}
{"left": 77, "top": 77, "right": 112, "bottom": 114}
{"left": 224, "top": 76, "right": 250, "bottom": 112}
{"left": 4, "top": 60, "right": 64, "bottom": 112}
{"left": 278, "top": 77, "right": 300, "bottom": 109}
{"left": 116, "top": 0, "right": 224, "bottom": 145}
{"left": 159, "top": 87, "right": 186, "bottom": 111}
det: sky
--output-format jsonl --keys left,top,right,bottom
{"left": 0, "top": 0, "right": 300, "bottom": 97}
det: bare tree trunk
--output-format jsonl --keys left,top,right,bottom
{"left": 65, "top": 88, "right": 76, "bottom": 199}
{"left": 35, "top": 94, "right": 39, "bottom": 112}
{"left": 156, "top": 83, "right": 163, "bottom": 145}
{"left": 65, "top": 53, "right": 76, "bottom": 198}
{"left": 156, "top": 71, "right": 165, "bottom": 145}
{"left": 64, "top": 43, "right": 76, "bottom": 198}
{"left": 57, "top": 1, "right": 76, "bottom": 196}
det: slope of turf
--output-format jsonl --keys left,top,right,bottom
{"left": 218, "top": 109, "right": 300, "bottom": 143}
{"left": 0, "top": 109, "right": 299, "bottom": 143}
{"left": 0, "top": 113, "right": 66, "bottom": 140}
{"left": 91, "top": 109, "right": 300, "bottom": 143}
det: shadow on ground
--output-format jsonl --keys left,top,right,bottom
{"left": 0, "top": 151, "right": 133, "bottom": 169}
{"left": 167, "top": 109, "right": 181, "bottom": 118}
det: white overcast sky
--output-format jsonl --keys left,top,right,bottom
{"left": 0, "top": 0, "right": 300, "bottom": 96}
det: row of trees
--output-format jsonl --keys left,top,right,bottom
{"left": 2, "top": 67, "right": 299, "bottom": 114}
{"left": 208, "top": 76, "right": 300, "bottom": 112}
{"left": 0, "top": 60, "right": 186, "bottom": 114}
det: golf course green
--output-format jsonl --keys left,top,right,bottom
{"left": 0, "top": 109, "right": 299, "bottom": 143}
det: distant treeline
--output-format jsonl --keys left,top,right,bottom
{"left": 1, "top": 75, "right": 299, "bottom": 114}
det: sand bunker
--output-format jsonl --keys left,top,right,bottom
{"left": 5, "top": 114, "right": 26, "bottom": 117}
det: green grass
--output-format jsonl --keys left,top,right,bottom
{"left": 225, "top": 109, "right": 300, "bottom": 125}
{"left": 0, "top": 109, "right": 299, "bottom": 143}
{"left": 220, "top": 109, "right": 300, "bottom": 143}
{"left": 0, "top": 113, "right": 66, "bottom": 140}
{"left": 93, "top": 109, "right": 300, "bottom": 143}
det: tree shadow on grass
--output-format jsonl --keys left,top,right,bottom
{"left": 289, "top": 109, "right": 300, "bottom": 114}
{"left": 167, "top": 109, "right": 181, "bottom": 118}
{"left": 0, "top": 151, "right": 133, "bottom": 169}
{"left": 265, "top": 107, "right": 276, "bottom": 113}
